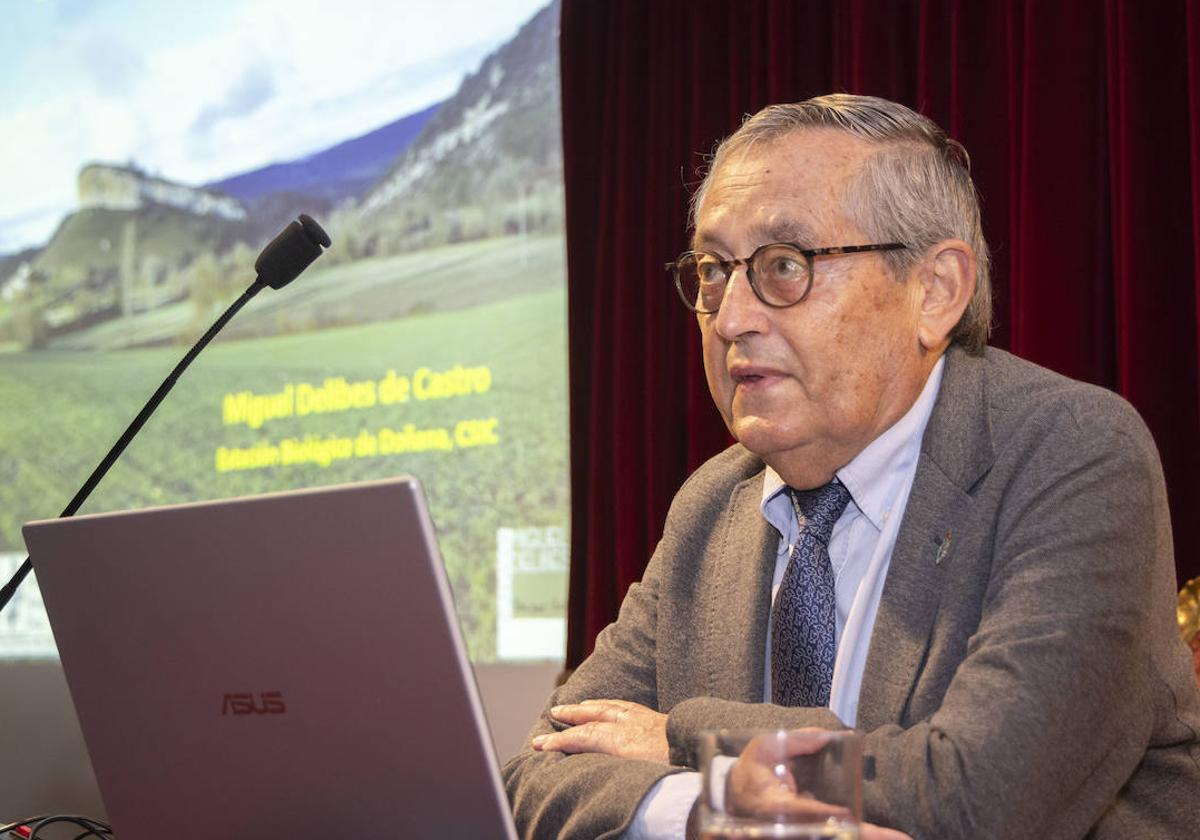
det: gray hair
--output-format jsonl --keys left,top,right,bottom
{"left": 691, "top": 94, "right": 992, "bottom": 355}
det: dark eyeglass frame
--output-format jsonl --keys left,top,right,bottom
{"left": 665, "top": 241, "right": 907, "bottom": 314}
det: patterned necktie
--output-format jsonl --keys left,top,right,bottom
{"left": 771, "top": 481, "right": 852, "bottom": 707}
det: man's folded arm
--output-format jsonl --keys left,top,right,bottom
{"left": 851, "top": 407, "right": 1168, "bottom": 839}
{"left": 504, "top": 748, "right": 685, "bottom": 840}
{"left": 503, "top": 540, "right": 683, "bottom": 839}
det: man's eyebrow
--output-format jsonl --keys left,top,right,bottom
{"left": 691, "top": 230, "right": 729, "bottom": 253}
{"left": 750, "top": 218, "right": 817, "bottom": 246}
{"left": 692, "top": 219, "right": 818, "bottom": 254}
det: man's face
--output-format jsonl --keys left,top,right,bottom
{"left": 695, "top": 129, "right": 933, "bottom": 487}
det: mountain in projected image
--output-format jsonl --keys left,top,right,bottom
{"left": 197, "top": 0, "right": 562, "bottom": 259}
{"left": 339, "top": 0, "right": 562, "bottom": 256}
{"left": 206, "top": 102, "right": 441, "bottom": 207}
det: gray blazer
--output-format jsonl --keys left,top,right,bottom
{"left": 503, "top": 347, "right": 1200, "bottom": 839}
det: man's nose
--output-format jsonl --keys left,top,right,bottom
{"left": 713, "top": 265, "right": 766, "bottom": 339}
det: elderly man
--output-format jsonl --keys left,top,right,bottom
{"left": 503, "top": 94, "right": 1200, "bottom": 839}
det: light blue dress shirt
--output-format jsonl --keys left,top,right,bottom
{"left": 625, "top": 357, "right": 945, "bottom": 839}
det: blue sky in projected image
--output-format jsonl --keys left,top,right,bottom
{"left": 0, "top": 0, "right": 551, "bottom": 254}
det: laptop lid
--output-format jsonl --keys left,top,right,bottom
{"left": 23, "top": 477, "right": 518, "bottom": 839}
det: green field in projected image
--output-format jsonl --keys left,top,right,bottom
{"left": 0, "top": 235, "right": 569, "bottom": 660}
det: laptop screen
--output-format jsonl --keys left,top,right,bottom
{"left": 24, "top": 477, "right": 518, "bottom": 839}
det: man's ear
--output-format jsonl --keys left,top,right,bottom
{"left": 916, "top": 239, "right": 975, "bottom": 352}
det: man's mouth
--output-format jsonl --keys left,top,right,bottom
{"left": 729, "top": 365, "right": 781, "bottom": 386}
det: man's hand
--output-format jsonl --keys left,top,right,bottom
{"left": 726, "top": 730, "right": 844, "bottom": 822}
{"left": 725, "top": 729, "right": 913, "bottom": 840}
{"left": 530, "top": 698, "right": 669, "bottom": 764}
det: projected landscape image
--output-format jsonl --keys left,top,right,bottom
{"left": 0, "top": 0, "right": 567, "bottom": 662}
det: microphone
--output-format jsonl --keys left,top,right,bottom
{"left": 0, "top": 214, "right": 331, "bottom": 613}
{"left": 256, "top": 213, "right": 332, "bottom": 290}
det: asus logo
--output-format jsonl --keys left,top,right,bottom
{"left": 221, "top": 691, "right": 286, "bottom": 715}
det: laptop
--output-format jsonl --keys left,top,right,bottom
{"left": 23, "top": 477, "right": 519, "bottom": 839}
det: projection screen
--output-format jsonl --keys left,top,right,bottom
{"left": 0, "top": 0, "right": 568, "bottom": 665}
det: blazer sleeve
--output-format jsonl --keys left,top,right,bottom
{"left": 844, "top": 399, "right": 1180, "bottom": 839}
{"left": 502, "top": 536, "right": 687, "bottom": 840}
{"left": 503, "top": 445, "right": 768, "bottom": 838}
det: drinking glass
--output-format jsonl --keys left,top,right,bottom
{"left": 696, "top": 728, "right": 863, "bottom": 839}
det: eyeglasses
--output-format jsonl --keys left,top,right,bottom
{"left": 665, "top": 241, "right": 907, "bottom": 314}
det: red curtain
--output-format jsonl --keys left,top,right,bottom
{"left": 561, "top": 0, "right": 1200, "bottom": 666}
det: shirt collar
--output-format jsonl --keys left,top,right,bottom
{"left": 759, "top": 355, "right": 945, "bottom": 534}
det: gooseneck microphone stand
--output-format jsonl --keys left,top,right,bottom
{"left": 0, "top": 214, "right": 332, "bottom": 614}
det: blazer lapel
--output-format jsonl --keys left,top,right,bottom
{"left": 856, "top": 348, "right": 994, "bottom": 732}
{"left": 704, "top": 472, "right": 777, "bottom": 702}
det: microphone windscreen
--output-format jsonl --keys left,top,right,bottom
{"left": 255, "top": 214, "right": 331, "bottom": 289}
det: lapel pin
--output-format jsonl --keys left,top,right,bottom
{"left": 934, "top": 530, "right": 953, "bottom": 565}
